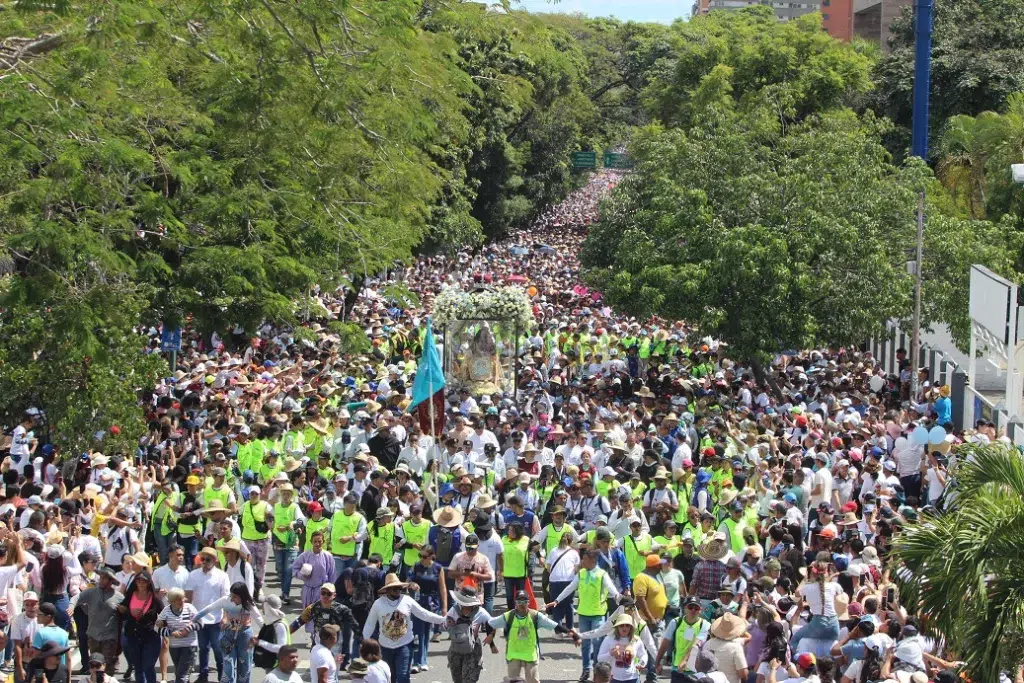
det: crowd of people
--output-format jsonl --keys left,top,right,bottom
{"left": 0, "top": 170, "right": 991, "bottom": 683}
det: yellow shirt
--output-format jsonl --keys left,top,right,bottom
{"left": 633, "top": 572, "right": 668, "bottom": 621}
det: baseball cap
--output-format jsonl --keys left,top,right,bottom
{"left": 796, "top": 653, "right": 816, "bottom": 669}
{"left": 465, "top": 534, "right": 479, "bottom": 548}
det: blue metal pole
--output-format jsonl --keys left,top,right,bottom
{"left": 910, "top": 0, "right": 933, "bottom": 159}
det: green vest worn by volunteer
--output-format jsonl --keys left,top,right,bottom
{"left": 204, "top": 484, "right": 232, "bottom": 510}
{"left": 152, "top": 490, "right": 178, "bottom": 536}
{"left": 537, "top": 484, "right": 555, "bottom": 507}
{"left": 654, "top": 535, "right": 681, "bottom": 559}
{"left": 543, "top": 523, "right": 571, "bottom": 555}
{"left": 331, "top": 511, "right": 364, "bottom": 557}
{"left": 638, "top": 339, "right": 652, "bottom": 359}
{"left": 367, "top": 522, "right": 395, "bottom": 561}
{"left": 597, "top": 479, "right": 614, "bottom": 499}
{"left": 577, "top": 567, "right": 610, "bottom": 617}
{"left": 502, "top": 536, "right": 530, "bottom": 579}
{"left": 624, "top": 532, "right": 652, "bottom": 580}
{"left": 273, "top": 502, "right": 299, "bottom": 547}
{"left": 241, "top": 500, "right": 271, "bottom": 542}
{"left": 722, "top": 517, "right": 747, "bottom": 554}
{"left": 236, "top": 442, "right": 255, "bottom": 476}
{"left": 177, "top": 492, "right": 201, "bottom": 537}
{"left": 631, "top": 481, "right": 647, "bottom": 505}
{"left": 682, "top": 522, "right": 705, "bottom": 549}
{"left": 504, "top": 611, "right": 540, "bottom": 663}
{"left": 303, "top": 517, "right": 331, "bottom": 551}
{"left": 401, "top": 518, "right": 431, "bottom": 566}
{"left": 673, "top": 617, "right": 710, "bottom": 671}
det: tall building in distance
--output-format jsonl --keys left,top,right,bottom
{"left": 690, "top": 0, "right": 909, "bottom": 50}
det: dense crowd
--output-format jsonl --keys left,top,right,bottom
{"left": 0, "top": 171, "right": 987, "bottom": 683}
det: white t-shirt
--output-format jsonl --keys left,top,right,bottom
{"left": 102, "top": 525, "right": 138, "bottom": 567}
{"left": 476, "top": 534, "right": 503, "bottom": 582}
{"left": 810, "top": 468, "right": 832, "bottom": 507}
{"left": 266, "top": 671, "right": 304, "bottom": 683}
{"left": 366, "top": 660, "right": 391, "bottom": 683}
{"left": 10, "top": 612, "right": 37, "bottom": 644}
{"left": 152, "top": 565, "right": 190, "bottom": 594}
{"left": 309, "top": 644, "right": 337, "bottom": 683}
{"left": 798, "top": 581, "right": 843, "bottom": 617}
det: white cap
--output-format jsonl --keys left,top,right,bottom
{"left": 602, "top": 467, "right": 617, "bottom": 477}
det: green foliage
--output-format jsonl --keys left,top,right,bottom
{"left": 872, "top": 0, "right": 1024, "bottom": 158}
{"left": 893, "top": 442, "right": 1024, "bottom": 680}
{"left": 641, "top": 8, "right": 875, "bottom": 130}
{"left": 326, "top": 321, "right": 372, "bottom": 356}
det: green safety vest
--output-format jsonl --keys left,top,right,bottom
{"left": 674, "top": 484, "right": 692, "bottom": 524}
{"left": 537, "top": 485, "right": 555, "bottom": 506}
{"left": 331, "top": 511, "right": 363, "bottom": 557}
{"left": 236, "top": 443, "right": 254, "bottom": 475}
{"left": 504, "top": 612, "right": 539, "bottom": 663}
{"left": 631, "top": 482, "right": 647, "bottom": 504}
{"left": 302, "top": 427, "right": 322, "bottom": 456}
{"left": 177, "top": 493, "right": 201, "bottom": 536}
{"left": 597, "top": 479, "right": 614, "bottom": 499}
{"left": 682, "top": 522, "right": 704, "bottom": 549}
{"left": 367, "top": 522, "right": 395, "bottom": 561}
{"left": 204, "top": 485, "right": 232, "bottom": 510}
{"left": 502, "top": 536, "right": 530, "bottom": 579}
{"left": 577, "top": 568, "right": 609, "bottom": 617}
{"left": 241, "top": 500, "right": 271, "bottom": 541}
{"left": 401, "top": 519, "right": 431, "bottom": 566}
{"left": 544, "top": 524, "right": 570, "bottom": 555}
{"left": 638, "top": 339, "right": 652, "bottom": 359}
{"left": 654, "top": 535, "right": 681, "bottom": 559}
{"left": 152, "top": 491, "right": 177, "bottom": 536}
{"left": 303, "top": 517, "right": 331, "bottom": 551}
{"left": 273, "top": 502, "right": 299, "bottom": 546}
{"left": 624, "top": 533, "right": 652, "bottom": 580}
{"left": 673, "top": 617, "right": 710, "bottom": 671}
{"left": 722, "top": 517, "right": 746, "bottom": 554}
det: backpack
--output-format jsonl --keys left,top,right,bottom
{"left": 252, "top": 624, "right": 279, "bottom": 670}
{"left": 502, "top": 610, "right": 540, "bottom": 640}
{"left": 351, "top": 570, "right": 375, "bottom": 608}
{"left": 449, "top": 617, "right": 475, "bottom": 655}
{"left": 435, "top": 527, "right": 455, "bottom": 565}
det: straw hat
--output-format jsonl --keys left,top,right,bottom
{"left": 475, "top": 494, "right": 497, "bottom": 509}
{"left": 282, "top": 458, "right": 302, "bottom": 473}
{"left": 718, "top": 489, "right": 738, "bottom": 507}
{"left": 433, "top": 506, "right": 464, "bottom": 527}
{"left": 653, "top": 467, "right": 669, "bottom": 481}
{"left": 636, "top": 387, "right": 656, "bottom": 399}
{"left": 377, "top": 573, "right": 409, "bottom": 593}
{"left": 698, "top": 532, "right": 729, "bottom": 562}
{"left": 612, "top": 613, "right": 635, "bottom": 628}
{"left": 131, "top": 552, "right": 152, "bottom": 570}
{"left": 199, "top": 500, "right": 230, "bottom": 516}
{"left": 710, "top": 613, "right": 746, "bottom": 640}
{"left": 450, "top": 587, "right": 482, "bottom": 608}
{"left": 220, "top": 538, "right": 247, "bottom": 557}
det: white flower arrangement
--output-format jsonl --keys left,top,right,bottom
{"left": 431, "top": 285, "right": 535, "bottom": 330}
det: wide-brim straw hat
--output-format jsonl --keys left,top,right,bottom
{"left": 699, "top": 532, "right": 729, "bottom": 562}
{"left": 710, "top": 613, "right": 746, "bottom": 641}
{"left": 377, "top": 573, "right": 409, "bottom": 593}
{"left": 450, "top": 587, "right": 482, "bottom": 608}
{"left": 475, "top": 494, "right": 497, "bottom": 509}
{"left": 433, "top": 505, "right": 464, "bottom": 527}
{"left": 220, "top": 538, "right": 247, "bottom": 556}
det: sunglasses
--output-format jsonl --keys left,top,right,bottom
{"left": 90, "top": 663, "right": 104, "bottom": 670}
{"left": 320, "top": 590, "right": 335, "bottom": 595}
{"left": 685, "top": 604, "right": 701, "bottom": 610}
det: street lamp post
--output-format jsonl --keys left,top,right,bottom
{"left": 908, "top": 0, "right": 934, "bottom": 402}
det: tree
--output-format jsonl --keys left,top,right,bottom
{"left": 893, "top": 442, "right": 1024, "bottom": 681}
{"left": 872, "top": 0, "right": 1024, "bottom": 157}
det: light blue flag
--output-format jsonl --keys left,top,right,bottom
{"left": 407, "top": 317, "right": 446, "bottom": 412}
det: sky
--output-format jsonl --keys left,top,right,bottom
{"left": 514, "top": 0, "right": 690, "bottom": 23}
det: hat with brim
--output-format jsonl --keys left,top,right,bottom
{"left": 220, "top": 539, "right": 247, "bottom": 556}
{"left": 698, "top": 533, "right": 729, "bottom": 562}
{"left": 475, "top": 494, "right": 497, "bottom": 509}
{"left": 710, "top": 613, "right": 746, "bottom": 640}
{"left": 31, "top": 642, "right": 71, "bottom": 662}
{"left": 282, "top": 458, "right": 302, "bottom": 473}
{"left": 653, "top": 468, "right": 669, "bottom": 481}
{"left": 131, "top": 552, "right": 152, "bottom": 569}
{"left": 432, "top": 506, "right": 464, "bottom": 527}
{"left": 199, "top": 501, "right": 230, "bottom": 516}
{"left": 96, "top": 566, "right": 120, "bottom": 585}
{"left": 612, "top": 613, "right": 634, "bottom": 628}
{"left": 348, "top": 659, "right": 370, "bottom": 677}
{"left": 450, "top": 587, "right": 482, "bottom": 608}
{"left": 719, "top": 489, "right": 738, "bottom": 507}
{"left": 377, "top": 573, "right": 409, "bottom": 593}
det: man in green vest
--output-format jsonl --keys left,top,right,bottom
{"left": 273, "top": 483, "right": 304, "bottom": 606}
{"left": 204, "top": 467, "right": 236, "bottom": 514}
{"left": 176, "top": 474, "right": 204, "bottom": 568}
{"left": 366, "top": 508, "right": 396, "bottom": 566}
{"left": 620, "top": 519, "right": 659, "bottom": 581}
{"left": 654, "top": 595, "right": 710, "bottom": 678}
{"left": 717, "top": 501, "right": 748, "bottom": 554}
{"left": 151, "top": 480, "right": 178, "bottom": 564}
{"left": 329, "top": 493, "right": 366, "bottom": 577}
{"left": 396, "top": 502, "right": 430, "bottom": 580}
{"left": 545, "top": 549, "right": 620, "bottom": 681}
{"left": 486, "top": 592, "right": 581, "bottom": 683}
{"left": 302, "top": 502, "right": 330, "bottom": 552}
{"left": 241, "top": 485, "right": 272, "bottom": 601}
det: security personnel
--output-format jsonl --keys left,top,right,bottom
{"left": 718, "top": 501, "right": 748, "bottom": 554}
{"left": 621, "top": 519, "right": 656, "bottom": 581}
{"left": 546, "top": 550, "right": 620, "bottom": 680}
{"left": 366, "top": 508, "right": 396, "bottom": 566}
{"left": 176, "top": 474, "right": 204, "bottom": 567}
{"left": 531, "top": 506, "right": 575, "bottom": 559}
{"left": 655, "top": 596, "right": 710, "bottom": 676}
{"left": 398, "top": 503, "right": 430, "bottom": 578}
{"left": 329, "top": 493, "right": 366, "bottom": 575}
{"left": 241, "top": 485, "right": 273, "bottom": 601}
{"left": 203, "top": 467, "right": 236, "bottom": 513}
{"left": 499, "top": 522, "right": 531, "bottom": 612}
{"left": 486, "top": 593, "right": 580, "bottom": 683}
{"left": 151, "top": 480, "right": 179, "bottom": 564}
{"left": 272, "top": 483, "right": 303, "bottom": 605}
{"left": 302, "top": 502, "right": 330, "bottom": 551}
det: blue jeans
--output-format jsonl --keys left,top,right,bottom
{"left": 122, "top": 630, "right": 161, "bottom": 683}
{"left": 221, "top": 627, "right": 253, "bottom": 683}
{"left": 154, "top": 530, "right": 174, "bottom": 565}
{"left": 381, "top": 644, "right": 412, "bottom": 683}
{"left": 412, "top": 617, "right": 431, "bottom": 667}
{"left": 579, "top": 614, "right": 605, "bottom": 671}
{"left": 334, "top": 555, "right": 357, "bottom": 578}
{"left": 42, "top": 594, "right": 70, "bottom": 631}
{"left": 791, "top": 615, "right": 840, "bottom": 651}
{"left": 482, "top": 581, "right": 496, "bottom": 616}
{"left": 548, "top": 580, "right": 573, "bottom": 629}
{"left": 179, "top": 535, "right": 199, "bottom": 569}
{"left": 274, "top": 547, "right": 296, "bottom": 598}
{"left": 197, "top": 623, "right": 224, "bottom": 677}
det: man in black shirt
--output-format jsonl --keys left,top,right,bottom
{"left": 367, "top": 419, "right": 401, "bottom": 470}
{"left": 359, "top": 471, "right": 385, "bottom": 521}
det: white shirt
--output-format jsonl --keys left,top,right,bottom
{"left": 185, "top": 567, "right": 231, "bottom": 625}
{"left": 598, "top": 635, "right": 648, "bottom": 680}
{"left": 309, "top": 644, "right": 337, "bottom": 683}
{"left": 469, "top": 429, "right": 499, "bottom": 456}
{"left": 798, "top": 580, "right": 843, "bottom": 617}
{"left": 545, "top": 547, "right": 580, "bottom": 582}
{"left": 102, "top": 525, "right": 139, "bottom": 567}
{"left": 152, "top": 564, "right": 190, "bottom": 595}
{"left": 810, "top": 468, "right": 832, "bottom": 507}
{"left": 10, "top": 612, "right": 37, "bottom": 644}
{"left": 362, "top": 594, "right": 446, "bottom": 648}
{"left": 266, "top": 670, "right": 304, "bottom": 683}
{"left": 366, "top": 660, "right": 391, "bottom": 683}
{"left": 476, "top": 533, "right": 503, "bottom": 583}
{"left": 225, "top": 559, "right": 254, "bottom": 596}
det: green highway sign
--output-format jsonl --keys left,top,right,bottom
{"left": 572, "top": 151, "right": 597, "bottom": 169}
{"left": 603, "top": 152, "right": 633, "bottom": 169}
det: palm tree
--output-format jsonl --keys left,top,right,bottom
{"left": 983, "top": 92, "right": 1024, "bottom": 177}
{"left": 936, "top": 113, "right": 998, "bottom": 219}
{"left": 892, "top": 442, "right": 1024, "bottom": 682}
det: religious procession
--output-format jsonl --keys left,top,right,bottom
{"left": 0, "top": 172, "right": 987, "bottom": 683}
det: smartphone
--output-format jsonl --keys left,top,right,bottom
{"left": 886, "top": 587, "right": 896, "bottom": 605}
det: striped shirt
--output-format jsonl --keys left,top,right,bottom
{"left": 157, "top": 603, "right": 200, "bottom": 647}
